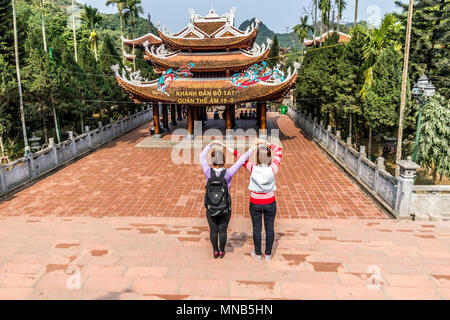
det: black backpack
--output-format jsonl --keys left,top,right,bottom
{"left": 204, "top": 169, "right": 231, "bottom": 217}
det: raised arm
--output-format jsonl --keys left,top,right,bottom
{"left": 233, "top": 149, "right": 254, "bottom": 173}
{"left": 225, "top": 148, "right": 254, "bottom": 181}
{"left": 269, "top": 143, "right": 283, "bottom": 175}
{"left": 199, "top": 144, "right": 211, "bottom": 179}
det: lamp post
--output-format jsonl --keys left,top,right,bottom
{"left": 412, "top": 75, "right": 435, "bottom": 162}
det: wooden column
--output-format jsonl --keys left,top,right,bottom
{"left": 193, "top": 106, "right": 198, "bottom": 122}
{"left": 231, "top": 105, "right": 235, "bottom": 128}
{"left": 176, "top": 105, "right": 182, "bottom": 121}
{"left": 256, "top": 102, "right": 261, "bottom": 128}
{"left": 260, "top": 101, "right": 267, "bottom": 131}
{"left": 162, "top": 103, "right": 169, "bottom": 129}
{"left": 225, "top": 105, "right": 232, "bottom": 130}
{"left": 170, "top": 104, "right": 177, "bottom": 125}
{"left": 187, "top": 106, "right": 194, "bottom": 135}
{"left": 152, "top": 103, "right": 161, "bottom": 135}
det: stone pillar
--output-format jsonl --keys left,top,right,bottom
{"left": 0, "top": 163, "right": 7, "bottom": 194}
{"left": 162, "top": 103, "right": 169, "bottom": 131}
{"left": 357, "top": 146, "right": 366, "bottom": 177}
{"left": 68, "top": 131, "right": 77, "bottom": 156}
{"left": 49, "top": 138, "right": 58, "bottom": 165}
{"left": 152, "top": 103, "right": 161, "bottom": 137}
{"left": 334, "top": 130, "right": 341, "bottom": 156}
{"left": 170, "top": 104, "right": 177, "bottom": 126}
{"left": 177, "top": 105, "right": 183, "bottom": 121}
{"left": 374, "top": 157, "right": 385, "bottom": 192}
{"left": 187, "top": 106, "right": 194, "bottom": 137}
{"left": 395, "top": 156, "right": 420, "bottom": 219}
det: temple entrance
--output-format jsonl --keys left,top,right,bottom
{"left": 150, "top": 103, "right": 269, "bottom": 136}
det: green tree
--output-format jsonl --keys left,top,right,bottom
{"left": 98, "top": 34, "right": 130, "bottom": 118}
{"left": 335, "top": 0, "right": 347, "bottom": 32}
{"left": 0, "top": 54, "right": 15, "bottom": 161}
{"left": 12, "top": 0, "right": 28, "bottom": 149}
{"left": 81, "top": 5, "right": 103, "bottom": 61}
{"left": 395, "top": 0, "right": 449, "bottom": 98}
{"left": 267, "top": 34, "right": 280, "bottom": 68}
{"left": 22, "top": 47, "right": 60, "bottom": 142}
{"left": 106, "top": 0, "right": 127, "bottom": 55}
{"left": 363, "top": 45, "right": 403, "bottom": 155}
{"left": 415, "top": 93, "right": 450, "bottom": 183}
{"left": 335, "top": 27, "right": 365, "bottom": 141}
{"left": 360, "top": 14, "right": 402, "bottom": 99}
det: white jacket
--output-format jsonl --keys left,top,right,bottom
{"left": 248, "top": 165, "right": 276, "bottom": 194}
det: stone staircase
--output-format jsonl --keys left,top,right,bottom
{"left": 0, "top": 216, "right": 449, "bottom": 300}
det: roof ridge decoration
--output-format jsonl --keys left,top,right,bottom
{"left": 112, "top": 65, "right": 149, "bottom": 86}
{"left": 145, "top": 42, "right": 179, "bottom": 60}
{"left": 241, "top": 38, "right": 272, "bottom": 57}
{"left": 160, "top": 8, "right": 257, "bottom": 39}
{"left": 231, "top": 61, "right": 300, "bottom": 89}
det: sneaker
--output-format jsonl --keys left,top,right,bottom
{"left": 265, "top": 254, "right": 272, "bottom": 261}
{"left": 219, "top": 251, "right": 225, "bottom": 259}
{"left": 250, "top": 251, "right": 262, "bottom": 261}
{"left": 213, "top": 251, "right": 219, "bottom": 259}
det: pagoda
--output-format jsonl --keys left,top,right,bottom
{"left": 114, "top": 7, "right": 299, "bottom": 137}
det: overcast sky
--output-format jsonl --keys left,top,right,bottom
{"left": 84, "top": 0, "right": 404, "bottom": 34}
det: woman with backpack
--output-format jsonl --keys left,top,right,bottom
{"left": 200, "top": 140, "right": 257, "bottom": 259}
{"left": 231, "top": 139, "right": 283, "bottom": 261}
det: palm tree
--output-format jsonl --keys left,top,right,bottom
{"left": 81, "top": 5, "right": 103, "bottom": 61}
{"left": 38, "top": 0, "right": 47, "bottom": 52}
{"left": 319, "top": 0, "right": 331, "bottom": 47}
{"left": 11, "top": 0, "right": 28, "bottom": 149}
{"left": 123, "top": 0, "right": 143, "bottom": 70}
{"left": 360, "top": 14, "right": 401, "bottom": 99}
{"left": 293, "top": 16, "right": 313, "bottom": 53}
{"left": 312, "top": 0, "right": 319, "bottom": 45}
{"left": 106, "top": 0, "right": 126, "bottom": 56}
{"left": 354, "top": 0, "right": 359, "bottom": 25}
{"left": 335, "top": 0, "right": 346, "bottom": 33}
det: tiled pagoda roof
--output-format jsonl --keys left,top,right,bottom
{"left": 143, "top": 40, "right": 272, "bottom": 73}
{"left": 112, "top": 63, "right": 299, "bottom": 105}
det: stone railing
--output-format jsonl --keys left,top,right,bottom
{"left": 0, "top": 107, "right": 152, "bottom": 197}
{"left": 410, "top": 185, "right": 450, "bottom": 221}
{"left": 287, "top": 106, "right": 448, "bottom": 221}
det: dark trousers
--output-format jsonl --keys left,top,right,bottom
{"left": 206, "top": 212, "right": 231, "bottom": 252}
{"left": 249, "top": 201, "right": 277, "bottom": 255}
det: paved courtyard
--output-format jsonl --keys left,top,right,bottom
{"left": 1, "top": 113, "right": 448, "bottom": 300}
{"left": 0, "top": 114, "right": 384, "bottom": 219}
{"left": 0, "top": 216, "right": 449, "bottom": 299}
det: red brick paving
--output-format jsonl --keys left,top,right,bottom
{"left": 0, "top": 216, "right": 448, "bottom": 300}
{"left": 0, "top": 114, "right": 384, "bottom": 219}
